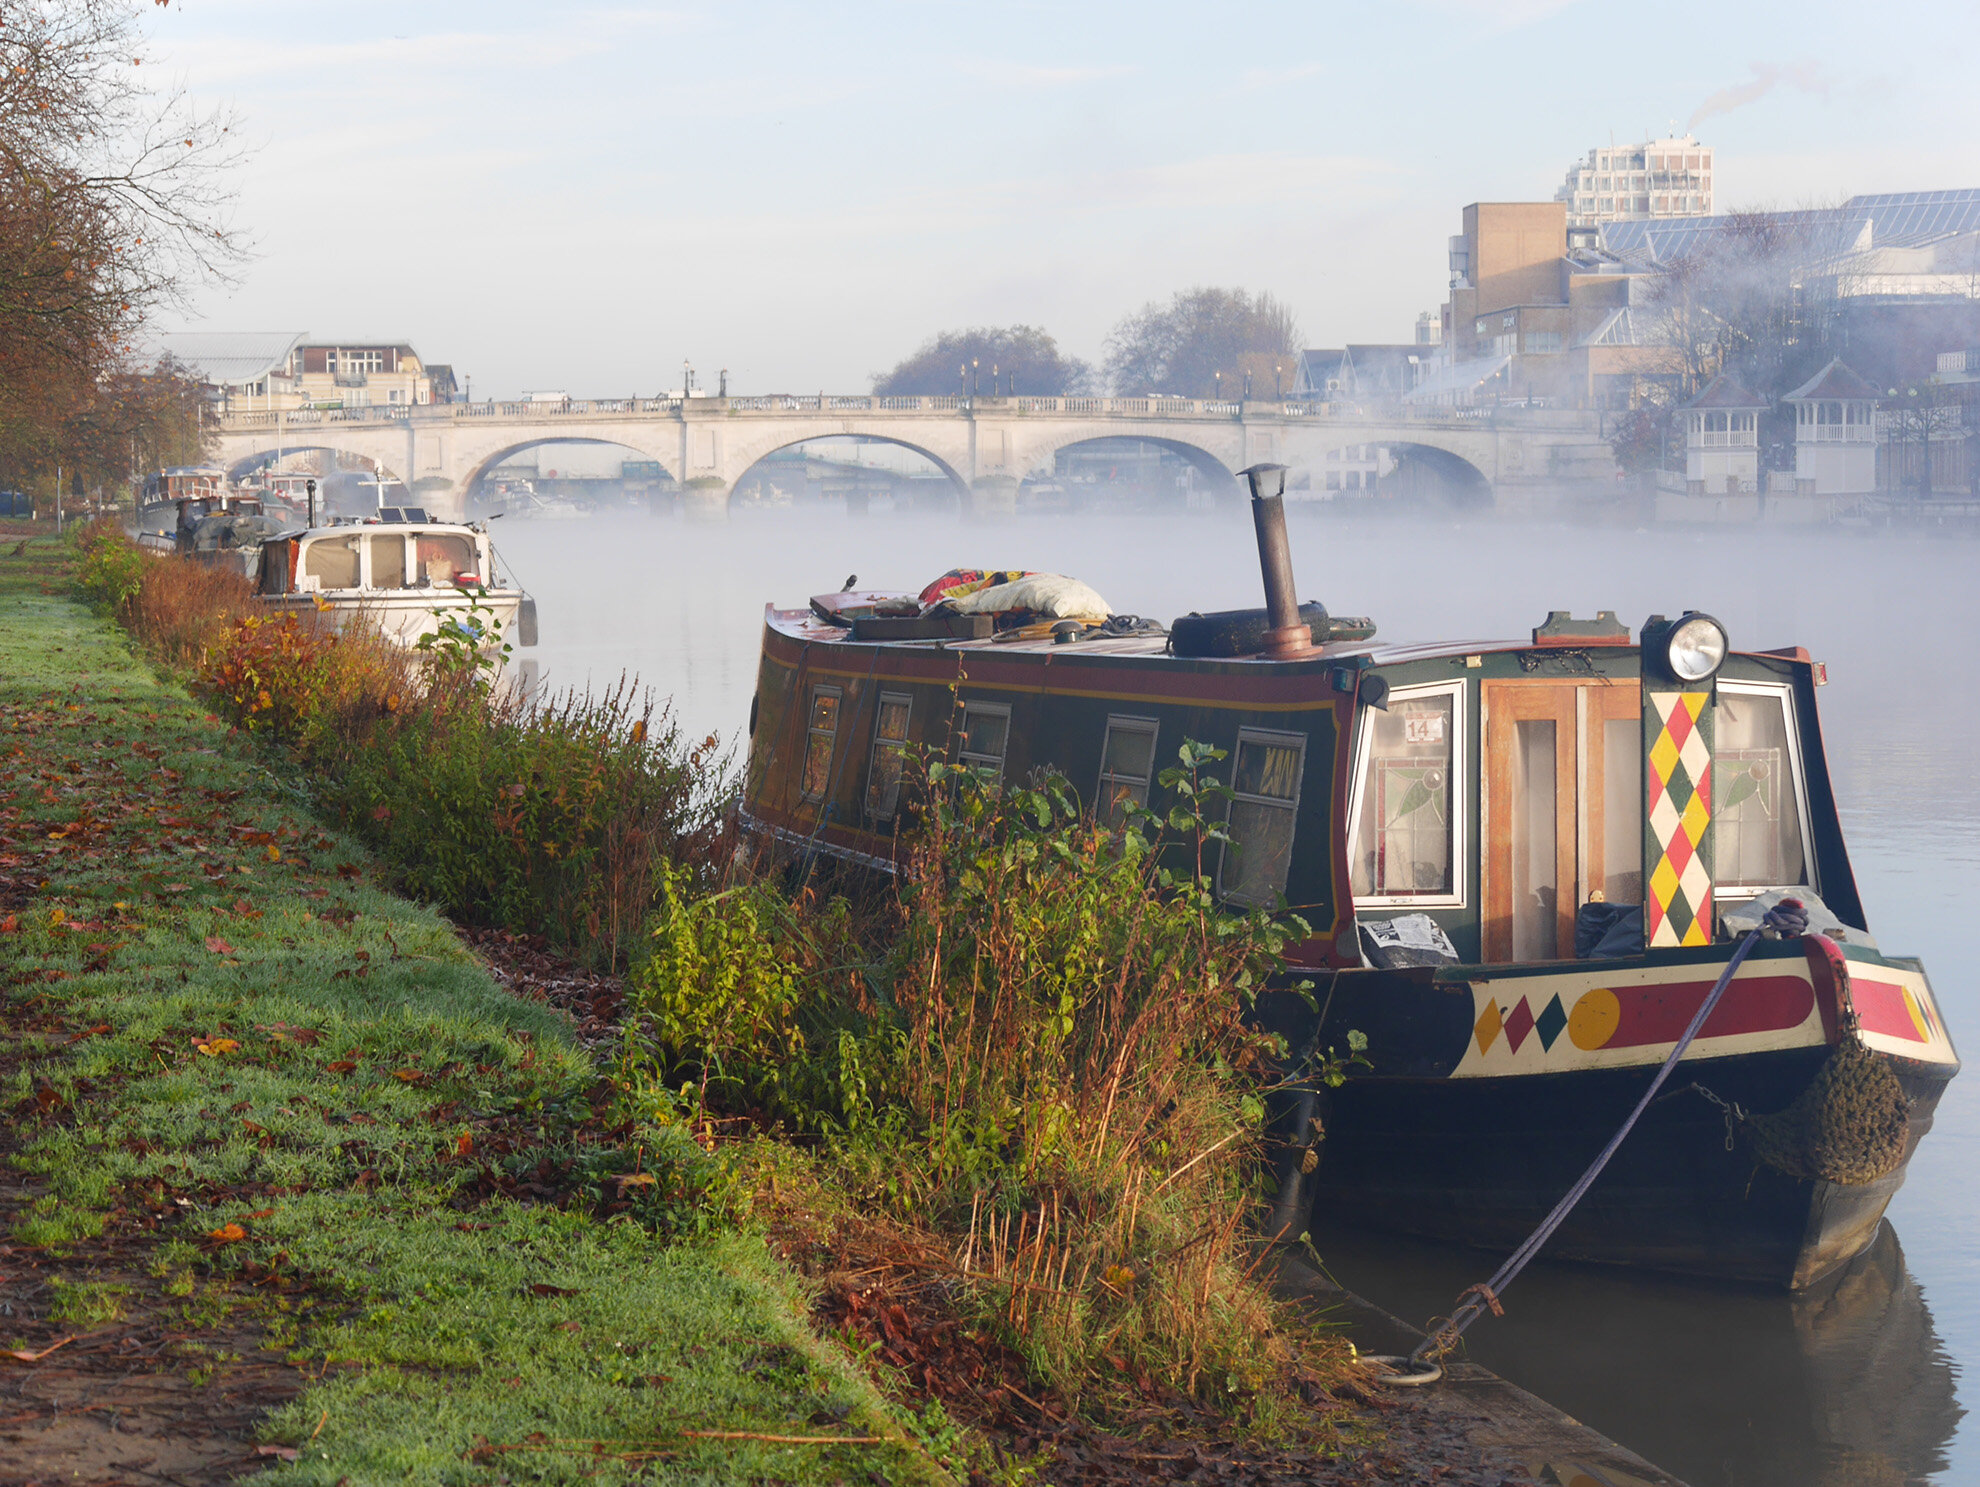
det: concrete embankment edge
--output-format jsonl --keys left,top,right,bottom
{"left": 1273, "top": 1257, "right": 1690, "bottom": 1487}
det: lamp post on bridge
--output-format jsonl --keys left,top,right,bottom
{"left": 972, "top": 359, "right": 980, "bottom": 397}
{"left": 1275, "top": 364, "right": 1283, "bottom": 399}
{"left": 958, "top": 364, "right": 966, "bottom": 400}
{"left": 1243, "top": 369, "right": 1252, "bottom": 400}
{"left": 1214, "top": 370, "right": 1222, "bottom": 402}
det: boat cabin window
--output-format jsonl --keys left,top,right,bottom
{"left": 302, "top": 536, "right": 361, "bottom": 591}
{"left": 369, "top": 534, "right": 408, "bottom": 589}
{"left": 1220, "top": 729, "right": 1305, "bottom": 908}
{"left": 956, "top": 701, "right": 1012, "bottom": 784}
{"left": 1348, "top": 682, "right": 1463, "bottom": 906}
{"left": 1095, "top": 715, "right": 1160, "bottom": 829}
{"left": 414, "top": 533, "right": 477, "bottom": 586}
{"left": 801, "top": 686, "right": 842, "bottom": 802}
{"left": 1714, "top": 682, "right": 1810, "bottom": 892}
{"left": 865, "top": 692, "right": 913, "bottom": 819}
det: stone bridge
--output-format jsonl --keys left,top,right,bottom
{"left": 209, "top": 393, "right": 1620, "bottom": 520}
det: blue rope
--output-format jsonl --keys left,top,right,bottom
{"left": 1410, "top": 898, "right": 1808, "bottom": 1364}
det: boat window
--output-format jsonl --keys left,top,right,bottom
{"left": 369, "top": 534, "right": 408, "bottom": 589}
{"left": 1095, "top": 715, "right": 1159, "bottom": 829}
{"left": 1348, "top": 683, "right": 1462, "bottom": 905}
{"left": 865, "top": 692, "right": 913, "bottom": 819}
{"left": 801, "top": 686, "right": 842, "bottom": 802}
{"left": 956, "top": 701, "right": 1011, "bottom": 784}
{"left": 414, "top": 533, "right": 477, "bottom": 586}
{"left": 1512, "top": 720, "right": 1560, "bottom": 961}
{"left": 1220, "top": 729, "right": 1305, "bottom": 908}
{"left": 302, "top": 536, "right": 360, "bottom": 590}
{"left": 1714, "top": 683, "right": 1810, "bottom": 890}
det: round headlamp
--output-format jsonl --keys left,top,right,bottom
{"left": 1663, "top": 613, "right": 1728, "bottom": 683}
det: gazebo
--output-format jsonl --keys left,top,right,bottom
{"left": 1681, "top": 374, "right": 1766, "bottom": 496}
{"left": 1783, "top": 358, "right": 1880, "bottom": 496}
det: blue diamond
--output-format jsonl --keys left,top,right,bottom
{"left": 1534, "top": 994, "right": 1568, "bottom": 1051}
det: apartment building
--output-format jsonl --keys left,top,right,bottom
{"left": 154, "top": 332, "right": 442, "bottom": 413}
{"left": 1555, "top": 135, "right": 1713, "bottom": 228}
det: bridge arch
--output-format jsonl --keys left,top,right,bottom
{"left": 724, "top": 433, "right": 971, "bottom": 513}
{"left": 1027, "top": 433, "right": 1243, "bottom": 507}
{"left": 459, "top": 434, "right": 682, "bottom": 503}
{"left": 1286, "top": 431, "right": 1496, "bottom": 510}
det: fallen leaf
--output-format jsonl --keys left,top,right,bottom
{"left": 528, "top": 1283, "right": 579, "bottom": 1298}
{"left": 0, "top": 915, "right": 15, "bottom": 934}
{"left": 252, "top": 1445, "right": 300, "bottom": 1461}
{"left": 453, "top": 1133, "right": 473, "bottom": 1156}
{"left": 208, "top": 1223, "right": 247, "bottom": 1244}
{"left": 325, "top": 1060, "right": 357, "bottom": 1074}
{"left": 204, "top": 935, "right": 235, "bottom": 956}
{"left": 265, "top": 844, "right": 281, "bottom": 862}
{"left": 2, "top": 1336, "right": 74, "bottom": 1363}
{"left": 246, "top": 1208, "right": 275, "bottom": 1219}
{"left": 390, "top": 1069, "right": 425, "bottom": 1083}
{"left": 556, "top": 1320, "right": 581, "bottom": 1333}
{"left": 195, "top": 1038, "right": 239, "bottom": 1057}
{"left": 617, "top": 1172, "right": 656, "bottom": 1188}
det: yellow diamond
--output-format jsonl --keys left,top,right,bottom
{"left": 1681, "top": 691, "right": 1708, "bottom": 722}
{"left": 1650, "top": 855, "right": 1681, "bottom": 909}
{"left": 1649, "top": 729, "right": 1680, "bottom": 782}
{"left": 1474, "top": 999, "right": 1505, "bottom": 1055}
{"left": 1680, "top": 789, "right": 1711, "bottom": 847}
{"left": 1681, "top": 917, "right": 1711, "bottom": 947}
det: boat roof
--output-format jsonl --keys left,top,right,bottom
{"left": 764, "top": 601, "right": 1528, "bottom": 668}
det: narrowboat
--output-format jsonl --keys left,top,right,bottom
{"left": 739, "top": 465, "right": 1958, "bottom": 1290}
{"left": 253, "top": 508, "right": 539, "bottom": 655}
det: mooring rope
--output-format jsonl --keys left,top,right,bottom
{"left": 1393, "top": 897, "right": 1810, "bottom": 1372}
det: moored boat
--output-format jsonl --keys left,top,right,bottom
{"left": 253, "top": 508, "right": 538, "bottom": 657}
{"left": 738, "top": 467, "right": 1958, "bottom": 1290}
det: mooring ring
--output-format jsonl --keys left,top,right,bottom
{"left": 1356, "top": 1353, "right": 1443, "bottom": 1386}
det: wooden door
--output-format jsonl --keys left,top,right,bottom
{"left": 1483, "top": 684, "right": 1576, "bottom": 962}
{"left": 1483, "top": 680, "right": 1642, "bottom": 963}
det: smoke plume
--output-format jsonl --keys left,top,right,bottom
{"left": 1688, "top": 62, "right": 1830, "bottom": 129}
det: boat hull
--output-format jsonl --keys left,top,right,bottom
{"left": 1304, "top": 1049, "right": 1948, "bottom": 1288}
{"left": 1275, "top": 938, "right": 1959, "bottom": 1289}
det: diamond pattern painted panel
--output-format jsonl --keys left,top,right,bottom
{"left": 1645, "top": 691, "right": 1713, "bottom": 947}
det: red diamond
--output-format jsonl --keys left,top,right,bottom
{"left": 1503, "top": 997, "right": 1536, "bottom": 1053}
{"left": 1665, "top": 703, "right": 1693, "bottom": 750}
{"left": 1664, "top": 825, "right": 1694, "bottom": 876}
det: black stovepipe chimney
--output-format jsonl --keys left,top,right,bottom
{"left": 1242, "top": 463, "right": 1313, "bottom": 658}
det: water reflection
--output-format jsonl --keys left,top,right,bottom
{"left": 1312, "top": 1219, "right": 1958, "bottom": 1487}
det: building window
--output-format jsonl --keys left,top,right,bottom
{"left": 955, "top": 700, "right": 1011, "bottom": 784}
{"left": 1348, "top": 681, "right": 1464, "bottom": 905}
{"left": 1524, "top": 330, "right": 1563, "bottom": 355}
{"left": 864, "top": 691, "right": 912, "bottom": 819}
{"left": 1220, "top": 729, "right": 1306, "bottom": 907}
{"left": 1095, "top": 715, "right": 1160, "bottom": 829}
{"left": 801, "top": 685, "right": 842, "bottom": 802}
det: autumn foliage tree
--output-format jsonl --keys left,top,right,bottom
{"left": 0, "top": 0, "right": 242, "bottom": 492}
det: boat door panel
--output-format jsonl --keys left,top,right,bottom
{"left": 1483, "top": 684, "right": 1576, "bottom": 962}
{"left": 1483, "top": 681, "right": 1642, "bottom": 963}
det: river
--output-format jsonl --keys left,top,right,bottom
{"left": 502, "top": 500, "right": 1976, "bottom": 1485}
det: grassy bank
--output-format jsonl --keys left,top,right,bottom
{"left": 20, "top": 524, "right": 1382, "bottom": 1483}
{"left": 0, "top": 535, "right": 944, "bottom": 1483}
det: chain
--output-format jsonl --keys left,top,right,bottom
{"left": 1688, "top": 1082, "right": 1749, "bottom": 1151}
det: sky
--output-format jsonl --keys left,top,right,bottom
{"left": 151, "top": 0, "right": 1980, "bottom": 399}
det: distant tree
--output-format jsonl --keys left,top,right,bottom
{"left": 1103, "top": 288, "right": 1300, "bottom": 399}
{"left": 872, "top": 326, "right": 1090, "bottom": 397}
{"left": 1607, "top": 404, "right": 1670, "bottom": 475}
{"left": 1881, "top": 380, "right": 1964, "bottom": 499}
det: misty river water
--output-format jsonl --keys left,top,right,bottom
{"left": 500, "top": 501, "right": 1977, "bottom": 1486}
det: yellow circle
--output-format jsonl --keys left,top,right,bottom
{"left": 1568, "top": 987, "right": 1621, "bottom": 1051}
